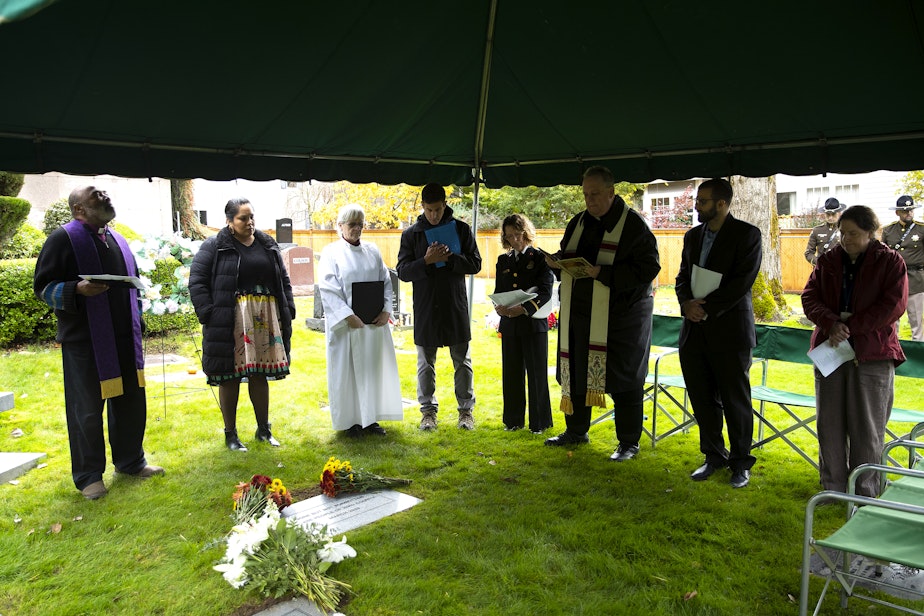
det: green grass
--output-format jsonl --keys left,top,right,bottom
{"left": 0, "top": 285, "right": 921, "bottom": 615}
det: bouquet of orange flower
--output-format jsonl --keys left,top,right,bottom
{"left": 232, "top": 474, "right": 293, "bottom": 524}
{"left": 320, "top": 457, "right": 412, "bottom": 498}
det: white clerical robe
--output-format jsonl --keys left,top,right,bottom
{"left": 319, "top": 238, "right": 404, "bottom": 430}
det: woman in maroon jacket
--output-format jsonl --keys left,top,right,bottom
{"left": 802, "top": 205, "right": 908, "bottom": 497}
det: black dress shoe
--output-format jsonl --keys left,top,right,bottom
{"left": 544, "top": 431, "right": 589, "bottom": 446}
{"left": 504, "top": 425, "right": 523, "bottom": 431}
{"left": 344, "top": 424, "right": 364, "bottom": 438}
{"left": 224, "top": 429, "right": 247, "bottom": 452}
{"left": 610, "top": 443, "right": 640, "bottom": 462}
{"left": 690, "top": 461, "right": 723, "bottom": 481}
{"left": 730, "top": 469, "right": 750, "bottom": 488}
{"left": 363, "top": 422, "right": 387, "bottom": 436}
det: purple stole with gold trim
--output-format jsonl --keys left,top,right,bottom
{"left": 63, "top": 220, "right": 145, "bottom": 399}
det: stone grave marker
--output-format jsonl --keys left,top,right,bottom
{"left": 281, "top": 490, "right": 421, "bottom": 535}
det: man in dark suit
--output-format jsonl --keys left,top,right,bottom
{"left": 675, "top": 178, "right": 762, "bottom": 488}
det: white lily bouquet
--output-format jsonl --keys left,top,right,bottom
{"left": 213, "top": 475, "right": 356, "bottom": 613}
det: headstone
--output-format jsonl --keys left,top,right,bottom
{"left": 0, "top": 452, "right": 47, "bottom": 483}
{"left": 252, "top": 597, "right": 326, "bottom": 616}
{"left": 276, "top": 218, "right": 293, "bottom": 244}
{"left": 281, "top": 246, "right": 314, "bottom": 296}
{"left": 281, "top": 490, "right": 422, "bottom": 534}
{"left": 0, "top": 392, "right": 13, "bottom": 413}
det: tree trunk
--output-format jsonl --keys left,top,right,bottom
{"left": 729, "top": 175, "right": 787, "bottom": 320}
{"left": 170, "top": 179, "right": 205, "bottom": 239}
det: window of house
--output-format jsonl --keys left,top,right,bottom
{"left": 834, "top": 184, "right": 859, "bottom": 205}
{"left": 777, "top": 192, "right": 795, "bottom": 215}
{"left": 651, "top": 197, "right": 670, "bottom": 209}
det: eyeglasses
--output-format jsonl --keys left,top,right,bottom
{"left": 693, "top": 198, "right": 716, "bottom": 206}
{"left": 341, "top": 221, "right": 364, "bottom": 229}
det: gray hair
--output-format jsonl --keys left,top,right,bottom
{"left": 337, "top": 203, "right": 365, "bottom": 225}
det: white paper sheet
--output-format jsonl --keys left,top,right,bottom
{"left": 691, "top": 265, "right": 722, "bottom": 299}
{"left": 531, "top": 284, "right": 560, "bottom": 320}
{"left": 807, "top": 339, "right": 856, "bottom": 377}
{"left": 488, "top": 289, "right": 537, "bottom": 307}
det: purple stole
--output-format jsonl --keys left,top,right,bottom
{"left": 63, "top": 220, "right": 145, "bottom": 399}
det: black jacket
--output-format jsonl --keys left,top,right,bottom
{"left": 188, "top": 228, "right": 295, "bottom": 375}
{"left": 675, "top": 214, "right": 762, "bottom": 350}
{"left": 396, "top": 207, "right": 482, "bottom": 347}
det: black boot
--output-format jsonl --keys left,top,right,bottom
{"left": 224, "top": 429, "right": 247, "bottom": 451}
{"left": 255, "top": 423, "right": 280, "bottom": 447}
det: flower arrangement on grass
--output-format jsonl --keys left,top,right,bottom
{"left": 130, "top": 233, "right": 201, "bottom": 315}
{"left": 320, "top": 456, "right": 412, "bottom": 498}
{"left": 214, "top": 474, "right": 356, "bottom": 613}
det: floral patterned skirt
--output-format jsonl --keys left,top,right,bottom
{"left": 207, "top": 291, "right": 290, "bottom": 385}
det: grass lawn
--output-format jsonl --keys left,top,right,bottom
{"left": 0, "top": 283, "right": 921, "bottom": 615}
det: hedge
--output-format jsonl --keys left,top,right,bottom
{"left": 0, "top": 259, "right": 56, "bottom": 347}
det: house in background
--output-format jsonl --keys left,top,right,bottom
{"left": 639, "top": 170, "right": 909, "bottom": 227}
{"left": 19, "top": 173, "right": 307, "bottom": 236}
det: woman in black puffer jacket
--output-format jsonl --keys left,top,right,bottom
{"left": 189, "top": 198, "right": 296, "bottom": 451}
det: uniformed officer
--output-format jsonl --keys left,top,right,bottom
{"left": 882, "top": 195, "right": 924, "bottom": 340}
{"left": 804, "top": 197, "right": 845, "bottom": 265}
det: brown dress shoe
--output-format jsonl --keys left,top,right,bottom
{"left": 118, "top": 465, "right": 165, "bottom": 479}
{"left": 80, "top": 480, "right": 108, "bottom": 500}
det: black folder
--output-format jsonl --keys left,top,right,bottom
{"left": 351, "top": 280, "right": 385, "bottom": 324}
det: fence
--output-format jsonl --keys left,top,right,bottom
{"left": 271, "top": 228, "right": 815, "bottom": 293}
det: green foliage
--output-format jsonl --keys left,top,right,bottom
{"left": 454, "top": 182, "right": 648, "bottom": 230}
{"left": 0, "top": 196, "right": 31, "bottom": 248}
{"left": 0, "top": 259, "right": 56, "bottom": 347}
{"left": 111, "top": 221, "right": 141, "bottom": 242}
{"left": 0, "top": 172, "right": 25, "bottom": 197}
{"left": 899, "top": 169, "right": 924, "bottom": 203}
{"left": 0, "top": 222, "right": 45, "bottom": 259}
{"left": 142, "top": 255, "right": 198, "bottom": 335}
{"left": 42, "top": 197, "right": 71, "bottom": 235}
{"left": 751, "top": 271, "right": 781, "bottom": 322}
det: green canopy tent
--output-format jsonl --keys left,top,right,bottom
{"left": 0, "top": 0, "right": 923, "bottom": 189}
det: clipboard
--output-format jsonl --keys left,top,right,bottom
{"left": 351, "top": 280, "right": 385, "bottom": 324}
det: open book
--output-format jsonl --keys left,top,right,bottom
{"left": 535, "top": 246, "right": 594, "bottom": 279}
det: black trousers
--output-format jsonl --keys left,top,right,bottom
{"left": 501, "top": 331, "right": 553, "bottom": 432}
{"left": 563, "top": 387, "right": 644, "bottom": 446}
{"left": 679, "top": 329, "right": 756, "bottom": 472}
{"left": 62, "top": 341, "right": 149, "bottom": 489}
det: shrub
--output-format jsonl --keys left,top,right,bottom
{"left": 142, "top": 255, "right": 198, "bottom": 335}
{"left": 0, "top": 172, "right": 24, "bottom": 197}
{"left": 0, "top": 259, "right": 56, "bottom": 347}
{"left": 0, "top": 222, "right": 45, "bottom": 259}
{"left": 42, "top": 197, "right": 71, "bottom": 235}
{"left": 0, "top": 196, "right": 31, "bottom": 247}
{"left": 112, "top": 221, "right": 141, "bottom": 242}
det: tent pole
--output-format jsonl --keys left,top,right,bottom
{"left": 468, "top": 168, "right": 482, "bottom": 318}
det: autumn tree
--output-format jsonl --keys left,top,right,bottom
{"left": 899, "top": 170, "right": 924, "bottom": 202}
{"left": 310, "top": 182, "right": 421, "bottom": 229}
{"left": 170, "top": 178, "right": 205, "bottom": 239}
{"left": 649, "top": 183, "right": 694, "bottom": 228}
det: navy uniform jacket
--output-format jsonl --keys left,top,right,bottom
{"left": 494, "top": 246, "right": 554, "bottom": 336}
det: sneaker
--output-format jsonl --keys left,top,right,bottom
{"left": 457, "top": 410, "right": 475, "bottom": 430}
{"left": 80, "top": 480, "right": 107, "bottom": 500}
{"left": 419, "top": 411, "right": 437, "bottom": 431}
